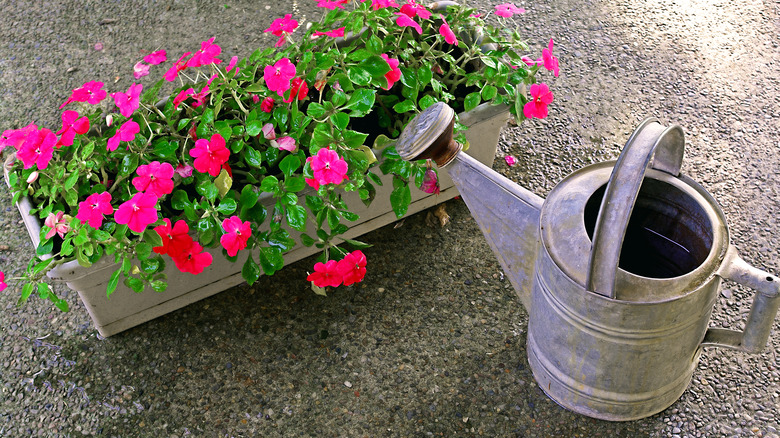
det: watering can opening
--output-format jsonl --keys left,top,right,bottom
{"left": 583, "top": 177, "right": 714, "bottom": 280}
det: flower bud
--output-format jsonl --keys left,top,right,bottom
{"left": 105, "top": 114, "right": 113, "bottom": 127}
{"left": 26, "top": 171, "right": 39, "bottom": 184}
{"left": 420, "top": 169, "right": 440, "bottom": 195}
{"left": 262, "top": 123, "right": 276, "bottom": 140}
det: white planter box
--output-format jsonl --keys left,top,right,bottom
{"left": 11, "top": 103, "right": 509, "bottom": 336}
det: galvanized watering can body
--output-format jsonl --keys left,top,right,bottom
{"left": 396, "top": 103, "right": 780, "bottom": 421}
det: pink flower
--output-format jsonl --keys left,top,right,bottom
{"left": 191, "top": 85, "right": 210, "bottom": 108}
{"left": 522, "top": 56, "right": 542, "bottom": 67}
{"left": 317, "top": 0, "right": 349, "bottom": 9}
{"left": 283, "top": 78, "right": 309, "bottom": 103}
{"left": 337, "top": 250, "right": 367, "bottom": 286}
{"left": 420, "top": 169, "right": 440, "bottom": 194}
{"left": 190, "top": 133, "right": 230, "bottom": 177}
{"left": 114, "top": 192, "right": 159, "bottom": 233}
{"left": 504, "top": 155, "right": 518, "bottom": 166}
{"left": 164, "top": 51, "right": 192, "bottom": 82}
{"left": 55, "top": 111, "right": 90, "bottom": 148}
{"left": 172, "top": 241, "right": 212, "bottom": 275}
{"left": 264, "top": 14, "right": 299, "bottom": 47}
{"left": 175, "top": 163, "right": 194, "bottom": 178}
{"left": 106, "top": 120, "right": 140, "bottom": 151}
{"left": 132, "top": 161, "right": 175, "bottom": 197}
{"left": 395, "top": 13, "right": 422, "bottom": 34}
{"left": 44, "top": 211, "right": 70, "bottom": 240}
{"left": 76, "top": 192, "right": 114, "bottom": 229}
{"left": 264, "top": 58, "right": 297, "bottom": 97}
{"left": 542, "top": 38, "right": 560, "bottom": 77}
{"left": 313, "top": 27, "right": 346, "bottom": 38}
{"left": 133, "top": 61, "right": 151, "bottom": 79}
{"left": 173, "top": 87, "right": 195, "bottom": 109}
{"left": 305, "top": 177, "right": 321, "bottom": 190}
{"left": 260, "top": 97, "right": 275, "bottom": 113}
{"left": 16, "top": 128, "right": 56, "bottom": 170}
{"left": 370, "top": 0, "right": 399, "bottom": 10}
{"left": 495, "top": 3, "right": 525, "bottom": 17}
{"left": 400, "top": 2, "right": 431, "bottom": 19}
{"left": 0, "top": 123, "right": 38, "bottom": 152}
{"left": 59, "top": 80, "right": 107, "bottom": 109}
{"left": 143, "top": 50, "right": 167, "bottom": 65}
{"left": 262, "top": 123, "right": 276, "bottom": 140}
{"left": 439, "top": 15, "right": 458, "bottom": 46}
{"left": 309, "top": 148, "right": 349, "bottom": 186}
{"left": 0, "top": 271, "right": 6, "bottom": 292}
{"left": 523, "top": 83, "right": 554, "bottom": 119}
{"left": 154, "top": 218, "right": 193, "bottom": 256}
{"left": 251, "top": 94, "right": 261, "bottom": 104}
{"left": 307, "top": 260, "right": 342, "bottom": 287}
{"left": 381, "top": 54, "right": 402, "bottom": 90}
{"left": 275, "top": 136, "right": 297, "bottom": 152}
{"left": 187, "top": 37, "right": 222, "bottom": 68}
{"left": 220, "top": 216, "right": 251, "bottom": 257}
{"left": 226, "top": 56, "right": 239, "bottom": 74}
{"left": 337, "top": 251, "right": 368, "bottom": 286}
{"left": 111, "top": 83, "right": 143, "bottom": 118}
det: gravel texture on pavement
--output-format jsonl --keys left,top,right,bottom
{"left": 1, "top": 0, "right": 778, "bottom": 437}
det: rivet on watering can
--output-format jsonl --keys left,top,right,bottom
{"left": 397, "top": 103, "right": 780, "bottom": 421}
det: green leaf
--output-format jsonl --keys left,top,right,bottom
{"left": 482, "top": 85, "right": 498, "bottom": 100}
{"left": 143, "top": 229, "right": 164, "bottom": 248}
{"left": 153, "top": 139, "right": 179, "bottom": 159}
{"left": 37, "top": 239, "right": 54, "bottom": 256}
{"left": 327, "top": 208, "right": 340, "bottom": 231}
{"left": 285, "top": 176, "right": 306, "bottom": 193}
{"left": 19, "top": 283, "right": 34, "bottom": 305}
{"left": 419, "top": 95, "right": 436, "bottom": 110}
{"left": 330, "top": 112, "right": 350, "bottom": 131}
{"left": 310, "top": 124, "right": 334, "bottom": 149}
{"left": 150, "top": 280, "right": 168, "bottom": 292}
{"left": 417, "top": 67, "right": 433, "bottom": 86}
{"left": 273, "top": 106, "right": 288, "bottom": 128}
{"left": 240, "top": 185, "right": 260, "bottom": 209}
{"left": 286, "top": 204, "right": 307, "bottom": 231}
{"left": 197, "top": 217, "right": 216, "bottom": 245}
{"left": 306, "top": 195, "right": 325, "bottom": 212}
{"left": 215, "top": 169, "right": 233, "bottom": 198}
{"left": 64, "top": 189, "right": 78, "bottom": 207}
{"left": 344, "top": 238, "right": 372, "bottom": 249}
{"left": 279, "top": 155, "right": 301, "bottom": 177}
{"left": 359, "top": 55, "right": 392, "bottom": 79}
{"left": 246, "top": 120, "right": 264, "bottom": 137}
{"left": 119, "top": 154, "right": 139, "bottom": 177}
{"left": 76, "top": 247, "right": 92, "bottom": 268}
{"left": 260, "top": 175, "right": 279, "bottom": 193}
{"left": 244, "top": 146, "right": 263, "bottom": 168}
{"left": 242, "top": 255, "right": 262, "bottom": 286}
{"left": 107, "top": 269, "right": 121, "bottom": 297}
{"left": 136, "top": 242, "right": 153, "bottom": 260}
{"left": 347, "top": 66, "right": 372, "bottom": 86}
{"left": 257, "top": 246, "right": 284, "bottom": 275}
{"left": 37, "top": 283, "right": 50, "bottom": 300}
{"left": 216, "top": 198, "right": 238, "bottom": 215}
{"left": 464, "top": 92, "right": 481, "bottom": 112}
{"left": 32, "top": 258, "right": 54, "bottom": 276}
{"left": 215, "top": 121, "right": 233, "bottom": 142}
{"left": 140, "top": 258, "right": 160, "bottom": 274}
{"left": 390, "top": 180, "right": 412, "bottom": 218}
{"left": 393, "top": 99, "right": 416, "bottom": 113}
{"left": 344, "top": 89, "right": 376, "bottom": 117}
{"left": 124, "top": 277, "right": 144, "bottom": 293}
{"left": 63, "top": 172, "right": 79, "bottom": 190}
{"left": 300, "top": 233, "right": 315, "bottom": 247}
{"left": 307, "top": 102, "right": 327, "bottom": 119}
{"left": 197, "top": 181, "right": 219, "bottom": 202}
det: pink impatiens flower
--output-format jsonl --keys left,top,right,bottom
{"left": 76, "top": 191, "right": 114, "bottom": 229}
{"left": 111, "top": 83, "right": 143, "bottom": 118}
{"left": 226, "top": 56, "right": 239, "bottom": 75}
{"left": 187, "top": 37, "right": 222, "bottom": 68}
{"left": 395, "top": 13, "right": 422, "bottom": 34}
{"left": 542, "top": 38, "right": 560, "bottom": 77}
{"left": 220, "top": 216, "right": 251, "bottom": 257}
{"left": 274, "top": 136, "right": 297, "bottom": 152}
{"left": 189, "top": 133, "right": 230, "bottom": 177}
{"left": 337, "top": 250, "right": 367, "bottom": 286}
{"left": 106, "top": 120, "right": 140, "bottom": 151}
{"left": 0, "top": 123, "right": 38, "bottom": 153}
{"left": 59, "top": 80, "right": 107, "bottom": 109}
{"left": 0, "top": 271, "right": 6, "bottom": 292}
{"left": 523, "top": 83, "right": 554, "bottom": 119}
{"left": 370, "top": 0, "right": 399, "bottom": 10}
{"left": 164, "top": 51, "right": 193, "bottom": 82}
{"left": 307, "top": 260, "right": 342, "bottom": 287}
{"left": 283, "top": 78, "right": 309, "bottom": 103}
{"left": 260, "top": 97, "right": 275, "bottom": 113}
{"left": 44, "top": 211, "right": 70, "bottom": 239}
{"left": 175, "top": 163, "right": 194, "bottom": 178}
{"left": 380, "top": 54, "right": 402, "bottom": 90}
{"left": 308, "top": 147, "right": 349, "bottom": 186}
{"left": 420, "top": 169, "right": 440, "bottom": 194}
{"left": 495, "top": 3, "right": 525, "bottom": 17}
{"left": 133, "top": 61, "right": 151, "bottom": 79}
{"left": 191, "top": 85, "right": 211, "bottom": 108}
{"left": 173, "top": 87, "right": 196, "bottom": 109}
{"left": 143, "top": 50, "right": 167, "bottom": 65}
{"left": 55, "top": 111, "right": 90, "bottom": 148}
{"left": 317, "top": 0, "right": 349, "bottom": 9}
{"left": 262, "top": 123, "right": 276, "bottom": 140}
{"left": 264, "top": 58, "right": 297, "bottom": 97}
{"left": 114, "top": 192, "right": 159, "bottom": 233}
{"left": 172, "top": 241, "right": 212, "bottom": 275}
{"left": 439, "top": 15, "right": 458, "bottom": 46}
{"left": 16, "top": 128, "right": 56, "bottom": 170}
{"left": 400, "top": 1, "right": 431, "bottom": 19}
{"left": 264, "top": 14, "right": 299, "bottom": 47}
{"left": 132, "top": 161, "right": 175, "bottom": 197}
{"left": 153, "top": 218, "right": 192, "bottom": 256}
{"left": 505, "top": 155, "right": 518, "bottom": 166}
{"left": 313, "top": 27, "right": 346, "bottom": 38}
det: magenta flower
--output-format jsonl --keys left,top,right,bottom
{"left": 274, "top": 136, "right": 297, "bottom": 152}
{"left": 114, "top": 192, "right": 159, "bottom": 233}
{"left": 260, "top": 97, "right": 275, "bottom": 113}
{"left": 143, "top": 50, "right": 167, "bottom": 65}
{"left": 191, "top": 85, "right": 210, "bottom": 108}
{"left": 226, "top": 56, "right": 239, "bottom": 74}
{"left": 495, "top": 3, "right": 525, "bottom": 17}
{"left": 313, "top": 27, "right": 346, "bottom": 38}
{"left": 395, "top": 13, "right": 422, "bottom": 34}
{"left": 173, "top": 87, "right": 196, "bottom": 109}
{"left": 336, "top": 250, "right": 367, "bottom": 286}
{"left": 133, "top": 61, "right": 151, "bottom": 79}
{"left": 132, "top": 161, "right": 175, "bottom": 197}
{"left": 264, "top": 58, "right": 297, "bottom": 97}
{"left": 0, "top": 123, "right": 38, "bottom": 153}
{"left": 542, "top": 39, "right": 560, "bottom": 77}
{"left": 307, "top": 260, "right": 342, "bottom": 288}
{"left": 283, "top": 78, "right": 309, "bottom": 103}
{"left": 400, "top": 2, "right": 431, "bottom": 19}
{"left": 522, "top": 56, "right": 542, "bottom": 67}
{"left": 55, "top": 111, "right": 90, "bottom": 148}
{"left": 370, "top": 0, "right": 398, "bottom": 8}
{"left": 264, "top": 14, "right": 299, "bottom": 47}
{"left": 172, "top": 241, "right": 212, "bottom": 275}
{"left": 381, "top": 54, "right": 402, "bottom": 90}
{"left": 523, "top": 83, "right": 554, "bottom": 119}
{"left": 190, "top": 133, "right": 230, "bottom": 177}
{"left": 505, "top": 155, "right": 518, "bottom": 166}
{"left": 317, "top": 0, "right": 348, "bottom": 9}
{"left": 111, "top": 83, "right": 143, "bottom": 118}
{"left": 220, "top": 216, "right": 251, "bottom": 257}
{"left": 59, "top": 80, "right": 107, "bottom": 109}
{"left": 106, "top": 120, "right": 140, "bottom": 151}
{"left": 44, "top": 211, "right": 70, "bottom": 240}
{"left": 76, "top": 191, "right": 114, "bottom": 229}
{"left": 153, "top": 218, "right": 193, "bottom": 256}
{"left": 175, "top": 163, "right": 194, "bottom": 178}
{"left": 16, "top": 128, "right": 56, "bottom": 170}
{"left": 439, "top": 15, "right": 458, "bottom": 46}
{"left": 309, "top": 148, "right": 349, "bottom": 186}
{"left": 164, "top": 51, "right": 192, "bottom": 82}
{"left": 187, "top": 38, "right": 222, "bottom": 68}
{"left": 0, "top": 271, "right": 6, "bottom": 293}
{"left": 420, "top": 169, "right": 440, "bottom": 194}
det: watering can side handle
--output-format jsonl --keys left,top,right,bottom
{"left": 586, "top": 118, "right": 686, "bottom": 298}
{"left": 702, "top": 245, "right": 780, "bottom": 353}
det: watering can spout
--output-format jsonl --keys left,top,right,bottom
{"left": 397, "top": 102, "right": 543, "bottom": 309}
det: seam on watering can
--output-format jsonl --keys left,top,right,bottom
{"left": 534, "top": 269, "right": 708, "bottom": 343}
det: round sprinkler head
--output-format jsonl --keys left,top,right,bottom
{"left": 396, "top": 102, "right": 460, "bottom": 166}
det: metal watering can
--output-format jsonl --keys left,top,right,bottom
{"left": 396, "top": 102, "right": 780, "bottom": 421}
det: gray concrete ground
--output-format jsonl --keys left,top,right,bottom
{"left": 1, "top": 0, "right": 779, "bottom": 436}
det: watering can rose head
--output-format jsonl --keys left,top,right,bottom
{"left": 0, "top": 0, "right": 558, "bottom": 312}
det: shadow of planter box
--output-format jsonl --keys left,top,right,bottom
{"left": 12, "top": 103, "right": 509, "bottom": 337}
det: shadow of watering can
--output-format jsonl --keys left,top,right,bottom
{"left": 396, "top": 102, "right": 780, "bottom": 421}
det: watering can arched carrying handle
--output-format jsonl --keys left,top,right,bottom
{"left": 586, "top": 118, "right": 685, "bottom": 298}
